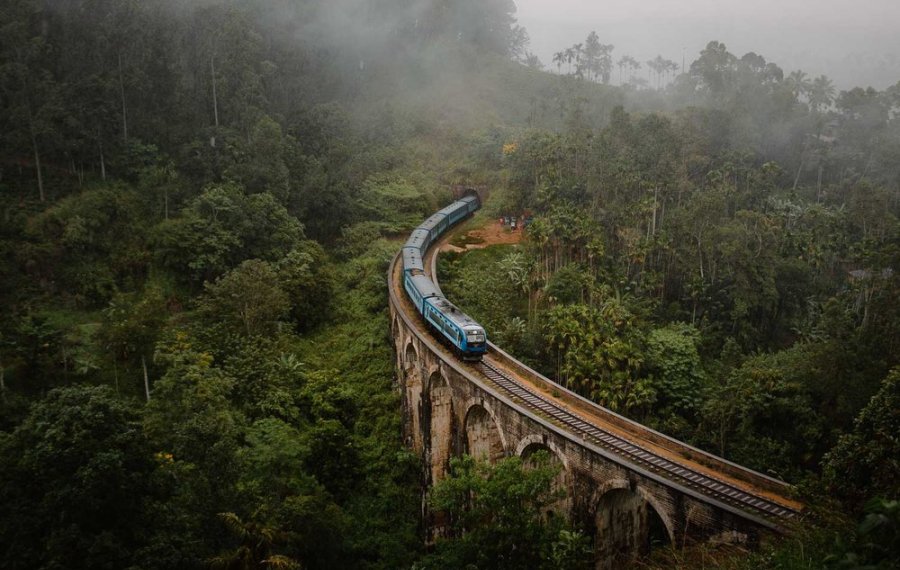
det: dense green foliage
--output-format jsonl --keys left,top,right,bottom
{"left": 441, "top": 45, "right": 900, "bottom": 491}
{"left": 419, "top": 453, "right": 592, "bottom": 570}
{"left": 1, "top": 0, "right": 897, "bottom": 568}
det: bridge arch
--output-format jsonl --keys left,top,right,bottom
{"left": 403, "top": 341, "right": 418, "bottom": 367}
{"left": 593, "top": 481, "right": 673, "bottom": 570}
{"left": 517, "top": 436, "right": 572, "bottom": 518}
{"left": 463, "top": 399, "right": 506, "bottom": 463}
{"left": 427, "top": 370, "right": 454, "bottom": 484}
{"left": 515, "top": 435, "right": 570, "bottom": 470}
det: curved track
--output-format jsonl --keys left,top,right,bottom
{"left": 395, "top": 215, "right": 803, "bottom": 529}
{"left": 476, "top": 359, "right": 799, "bottom": 521}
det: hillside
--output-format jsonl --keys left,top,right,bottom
{"left": 1, "top": 0, "right": 898, "bottom": 568}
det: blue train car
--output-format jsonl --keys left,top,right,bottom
{"left": 418, "top": 212, "right": 449, "bottom": 243}
{"left": 423, "top": 297, "right": 487, "bottom": 360}
{"left": 404, "top": 272, "right": 441, "bottom": 313}
{"left": 401, "top": 193, "right": 487, "bottom": 360}
{"left": 460, "top": 194, "right": 479, "bottom": 214}
{"left": 405, "top": 228, "right": 431, "bottom": 253}
{"left": 402, "top": 246, "right": 424, "bottom": 274}
{"left": 437, "top": 200, "right": 470, "bottom": 226}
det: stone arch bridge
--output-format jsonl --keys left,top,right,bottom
{"left": 388, "top": 248, "right": 801, "bottom": 568}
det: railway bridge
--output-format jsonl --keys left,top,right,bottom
{"left": 388, "top": 228, "right": 802, "bottom": 569}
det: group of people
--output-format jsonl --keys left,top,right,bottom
{"left": 499, "top": 214, "right": 532, "bottom": 230}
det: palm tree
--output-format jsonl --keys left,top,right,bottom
{"left": 552, "top": 51, "right": 565, "bottom": 74}
{"left": 572, "top": 43, "right": 584, "bottom": 78}
{"left": 786, "top": 70, "right": 812, "bottom": 100}
{"left": 628, "top": 58, "right": 642, "bottom": 84}
{"left": 617, "top": 55, "right": 629, "bottom": 84}
{"left": 597, "top": 43, "right": 615, "bottom": 84}
{"left": 647, "top": 56, "right": 668, "bottom": 89}
{"left": 564, "top": 47, "right": 576, "bottom": 74}
{"left": 809, "top": 75, "right": 835, "bottom": 112}
{"left": 664, "top": 59, "right": 679, "bottom": 84}
{"left": 618, "top": 56, "right": 640, "bottom": 85}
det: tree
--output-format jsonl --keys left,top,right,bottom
{"left": 225, "top": 115, "right": 291, "bottom": 202}
{"left": 0, "top": 0, "right": 63, "bottom": 202}
{"left": 577, "top": 31, "right": 613, "bottom": 83}
{"left": 564, "top": 47, "right": 576, "bottom": 74}
{"left": 617, "top": 55, "right": 629, "bottom": 84}
{"left": 786, "top": 69, "right": 812, "bottom": 100}
{"left": 645, "top": 323, "right": 705, "bottom": 418}
{"left": 809, "top": 75, "right": 835, "bottom": 112}
{"left": 647, "top": 56, "right": 676, "bottom": 89}
{"left": 421, "top": 453, "right": 591, "bottom": 570}
{"left": 690, "top": 40, "right": 736, "bottom": 101}
{"left": 553, "top": 51, "right": 566, "bottom": 74}
{"left": 0, "top": 385, "right": 157, "bottom": 570}
{"left": 275, "top": 242, "right": 334, "bottom": 331}
{"left": 627, "top": 57, "right": 642, "bottom": 85}
{"left": 99, "top": 286, "right": 168, "bottom": 400}
{"left": 543, "top": 303, "right": 653, "bottom": 415}
{"left": 199, "top": 259, "right": 291, "bottom": 337}
{"left": 209, "top": 512, "right": 300, "bottom": 570}
{"left": 153, "top": 183, "right": 304, "bottom": 284}
{"left": 823, "top": 367, "right": 900, "bottom": 508}
{"left": 699, "top": 347, "right": 826, "bottom": 478}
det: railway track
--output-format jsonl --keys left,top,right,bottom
{"left": 475, "top": 359, "right": 800, "bottom": 522}
{"left": 411, "top": 220, "right": 801, "bottom": 527}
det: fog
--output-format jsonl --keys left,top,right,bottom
{"left": 515, "top": 0, "right": 900, "bottom": 90}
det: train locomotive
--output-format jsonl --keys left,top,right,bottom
{"left": 401, "top": 194, "right": 487, "bottom": 360}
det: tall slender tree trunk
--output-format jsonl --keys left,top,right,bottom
{"left": 99, "top": 137, "right": 106, "bottom": 181}
{"left": 142, "top": 355, "right": 150, "bottom": 402}
{"left": 31, "top": 129, "right": 45, "bottom": 202}
{"left": 211, "top": 56, "right": 219, "bottom": 127}
{"left": 816, "top": 164, "right": 823, "bottom": 203}
{"left": 118, "top": 52, "right": 128, "bottom": 141}
{"left": 696, "top": 234, "right": 704, "bottom": 280}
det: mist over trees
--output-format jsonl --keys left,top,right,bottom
{"left": 1, "top": 0, "right": 899, "bottom": 568}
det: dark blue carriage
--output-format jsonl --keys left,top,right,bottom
{"left": 400, "top": 193, "right": 487, "bottom": 360}
{"left": 423, "top": 297, "right": 487, "bottom": 359}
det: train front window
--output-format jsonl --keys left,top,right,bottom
{"left": 466, "top": 329, "right": 485, "bottom": 344}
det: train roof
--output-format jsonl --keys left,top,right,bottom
{"left": 408, "top": 274, "right": 441, "bottom": 299}
{"left": 460, "top": 194, "right": 479, "bottom": 205}
{"left": 402, "top": 246, "right": 424, "bottom": 271}
{"left": 404, "top": 228, "right": 430, "bottom": 250}
{"left": 418, "top": 212, "right": 447, "bottom": 232}
{"left": 427, "top": 296, "right": 483, "bottom": 329}
{"left": 437, "top": 201, "right": 468, "bottom": 217}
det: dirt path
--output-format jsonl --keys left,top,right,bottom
{"left": 440, "top": 220, "right": 525, "bottom": 253}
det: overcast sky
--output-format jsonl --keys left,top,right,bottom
{"left": 514, "top": 0, "right": 900, "bottom": 90}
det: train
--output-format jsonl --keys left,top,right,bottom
{"left": 401, "top": 193, "right": 488, "bottom": 360}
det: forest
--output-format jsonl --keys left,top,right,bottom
{"left": 0, "top": 0, "right": 898, "bottom": 568}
